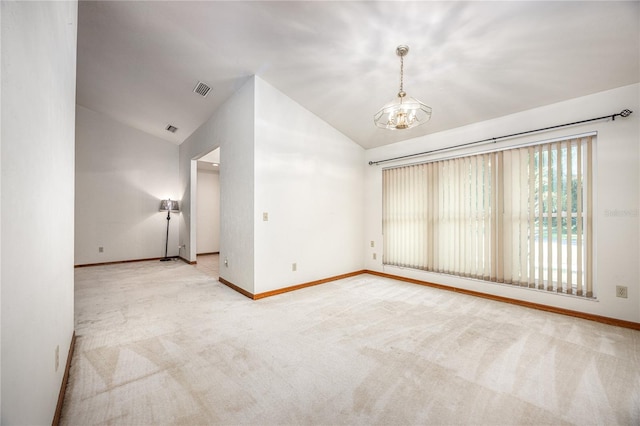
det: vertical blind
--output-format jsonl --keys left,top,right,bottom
{"left": 383, "top": 135, "right": 594, "bottom": 297}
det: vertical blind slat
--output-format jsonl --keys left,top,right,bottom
{"left": 586, "top": 137, "right": 594, "bottom": 297}
{"left": 546, "top": 145, "right": 553, "bottom": 291}
{"left": 482, "top": 154, "right": 490, "bottom": 279}
{"left": 503, "top": 150, "right": 513, "bottom": 284}
{"left": 528, "top": 146, "right": 536, "bottom": 287}
{"left": 519, "top": 148, "right": 529, "bottom": 286}
{"left": 496, "top": 152, "right": 504, "bottom": 282}
{"left": 470, "top": 157, "right": 477, "bottom": 277}
{"left": 537, "top": 145, "right": 544, "bottom": 289}
{"left": 576, "top": 140, "right": 583, "bottom": 296}
{"left": 556, "top": 142, "right": 562, "bottom": 291}
{"left": 566, "top": 140, "right": 573, "bottom": 294}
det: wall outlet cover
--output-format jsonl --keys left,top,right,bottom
{"left": 55, "top": 345, "right": 60, "bottom": 372}
{"left": 616, "top": 285, "right": 628, "bottom": 298}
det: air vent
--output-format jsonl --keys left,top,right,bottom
{"left": 193, "top": 81, "right": 211, "bottom": 98}
{"left": 166, "top": 125, "right": 178, "bottom": 133}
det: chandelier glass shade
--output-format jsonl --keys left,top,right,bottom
{"left": 374, "top": 45, "right": 432, "bottom": 130}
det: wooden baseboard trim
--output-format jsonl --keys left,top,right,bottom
{"left": 218, "top": 277, "right": 254, "bottom": 299}
{"left": 52, "top": 331, "right": 76, "bottom": 426}
{"left": 218, "top": 271, "right": 367, "bottom": 301}
{"left": 179, "top": 256, "right": 197, "bottom": 265}
{"left": 197, "top": 251, "right": 220, "bottom": 256}
{"left": 74, "top": 256, "right": 181, "bottom": 268}
{"left": 254, "top": 270, "right": 367, "bottom": 300}
{"left": 364, "top": 270, "right": 640, "bottom": 330}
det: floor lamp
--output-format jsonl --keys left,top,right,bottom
{"left": 159, "top": 199, "right": 179, "bottom": 261}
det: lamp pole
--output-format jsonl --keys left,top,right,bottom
{"left": 160, "top": 199, "right": 179, "bottom": 261}
{"left": 161, "top": 206, "right": 171, "bottom": 261}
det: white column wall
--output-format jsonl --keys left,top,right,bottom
{"left": 196, "top": 168, "right": 220, "bottom": 254}
{"left": 75, "top": 106, "right": 179, "bottom": 265}
{"left": 364, "top": 84, "right": 640, "bottom": 323}
{"left": 179, "top": 77, "right": 255, "bottom": 293}
{"left": 1, "top": 1, "right": 77, "bottom": 423}
{"left": 253, "top": 77, "right": 365, "bottom": 294}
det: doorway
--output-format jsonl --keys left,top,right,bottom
{"left": 193, "top": 147, "right": 220, "bottom": 278}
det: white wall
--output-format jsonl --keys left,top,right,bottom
{"left": 364, "top": 84, "right": 640, "bottom": 323}
{"left": 254, "top": 77, "right": 365, "bottom": 294}
{"left": 75, "top": 105, "right": 180, "bottom": 265}
{"left": 181, "top": 76, "right": 365, "bottom": 295}
{"left": 196, "top": 167, "right": 220, "bottom": 254}
{"left": 179, "top": 77, "right": 255, "bottom": 293}
{"left": 1, "top": 1, "right": 77, "bottom": 423}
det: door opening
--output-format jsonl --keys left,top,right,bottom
{"left": 192, "top": 147, "right": 220, "bottom": 278}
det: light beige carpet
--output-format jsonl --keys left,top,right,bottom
{"left": 62, "top": 260, "right": 640, "bottom": 425}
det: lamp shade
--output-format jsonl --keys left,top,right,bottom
{"left": 159, "top": 199, "right": 179, "bottom": 212}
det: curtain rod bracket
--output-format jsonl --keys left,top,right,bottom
{"left": 369, "top": 109, "right": 633, "bottom": 166}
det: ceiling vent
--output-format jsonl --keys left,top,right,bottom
{"left": 193, "top": 81, "right": 211, "bottom": 98}
{"left": 166, "top": 124, "right": 178, "bottom": 133}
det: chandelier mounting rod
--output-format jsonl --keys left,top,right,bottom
{"left": 397, "top": 45, "right": 408, "bottom": 96}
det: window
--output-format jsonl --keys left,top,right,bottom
{"left": 382, "top": 135, "right": 594, "bottom": 297}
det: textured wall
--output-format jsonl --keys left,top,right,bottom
{"left": 179, "top": 77, "right": 255, "bottom": 293}
{"left": 75, "top": 106, "right": 179, "bottom": 265}
{"left": 1, "top": 1, "right": 77, "bottom": 422}
{"left": 253, "top": 77, "right": 365, "bottom": 294}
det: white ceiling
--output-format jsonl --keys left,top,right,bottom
{"left": 76, "top": 1, "right": 639, "bottom": 150}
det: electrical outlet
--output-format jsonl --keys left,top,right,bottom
{"left": 55, "top": 345, "right": 60, "bottom": 372}
{"left": 263, "top": 212, "right": 269, "bottom": 221}
{"left": 373, "top": 253, "right": 377, "bottom": 260}
{"left": 224, "top": 258, "right": 229, "bottom": 267}
{"left": 98, "top": 246, "right": 104, "bottom": 253}
{"left": 370, "top": 241, "right": 375, "bottom": 247}
{"left": 616, "top": 285, "right": 628, "bottom": 298}
{"left": 292, "top": 263, "right": 297, "bottom": 272}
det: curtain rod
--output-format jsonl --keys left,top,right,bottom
{"left": 368, "top": 109, "right": 633, "bottom": 166}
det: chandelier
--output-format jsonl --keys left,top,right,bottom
{"left": 374, "top": 45, "right": 432, "bottom": 130}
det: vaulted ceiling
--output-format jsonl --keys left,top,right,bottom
{"left": 76, "top": 1, "right": 639, "bottom": 149}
